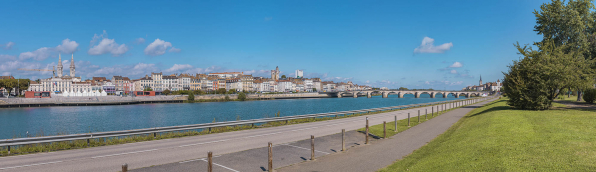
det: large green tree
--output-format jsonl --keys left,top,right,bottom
{"left": 533, "top": 0, "right": 596, "bottom": 101}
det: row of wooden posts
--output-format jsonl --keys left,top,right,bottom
{"left": 119, "top": 98, "right": 479, "bottom": 172}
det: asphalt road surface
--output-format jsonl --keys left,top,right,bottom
{"left": 0, "top": 99, "right": 483, "bottom": 172}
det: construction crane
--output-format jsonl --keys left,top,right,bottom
{"left": 18, "top": 66, "right": 56, "bottom": 77}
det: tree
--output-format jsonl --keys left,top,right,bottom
{"left": 312, "top": 88, "right": 317, "bottom": 92}
{"left": 162, "top": 89, "right": 171, "bottom": 95}
{"left": 216, "top": 88, "right": 227, "bottom": 94}
{"left": 143, "top": 87, "right": 153, "bottom": 91}
{"left": 227, "top": 89, "right": 237, "bottom": 94}
{"left": 187, "top": 92, "right": 195, "bottom": 101}
{"left": 503, "top": 41, "right": 593, "bottom": 110}
{"left": 193, "top": 89, "right": 204, "bottom": 95}
{"left": 533, "top": 0, "right": 596, "bottom": 101}
{"left": 2, "top": 79, "right": 17, "bottom": 95}
{"left": 238, "top": 92, "right": 246, "bottom": 101}
{"left": 398, "top": 87, "right": 408, "bottom": 90}
{"left": 281, "top": 75, "right": 286, "bottom": 79}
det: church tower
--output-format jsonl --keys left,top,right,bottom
{"left": 70, "top": 54, "right": 75, "bottom": 77}
{"left": 479, "top": 75, "right": 483, "bottom": 86}
{"left": 57, "top": 54, "right": 63, "bottom": 77}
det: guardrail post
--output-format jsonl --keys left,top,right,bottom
{"left": 153, "top": 132, "right": 156, "bottom": 139}
{"left": 365, "top": 117, "right": 369, "bottom": 144}
{"left": 425, "top": 109, "right": 428, "bottom": 120}
{"left": 208, "top": 151, "right": 213, "bottom": 172}
{"left": 383, "top": 121, "right": 387, "bottom": 139}
{"left": 407, "top": 113, "right": 410, "bottom": 127}
{"left": 394, "top": 115, "right": 397, "bottom": 132}
{"left": 122, "top": 163, "right": 128, "bottom": 172}
{"left": 7, "top": 146, "right": 10, "bottom": 155}
{"left": 87, "top": 138, "right": 90, "bottom": 147}
{"left": 209, "top": 127, "right": 212, "bottom": 133}
{"left": 268, "top": 142, "right": 273, "bottom": 172}
{"left": 342, "top": 129, "right": 345, "bottom": 151}
{"left": 418, "top": 110, "right": 420, "bottom": 123}
{"left": 432, "top": 106, "right": 434, "bottom": 117}
{"left": 311, "top": 135, "right": 315, "bottom": 160}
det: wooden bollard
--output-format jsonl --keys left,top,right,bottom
{"left": 342, "top": 129, "right": 345, "bottom": 151}
{"left": 383, "top": 121, "right": 387, "bottom": 139}
{"left": 208, "top": 151, "right": 213, "bottom": 172}
{"left": 122, "top": 163, "right": 128, "bottom": 172}
{"left": 425, "top": 109, "right": 428, "bottom": 119}
{"left": 268, "top": 142, "right": 273, "bottom": 172}
{"left": 7, "top": 146, "right": 10, "bottom": 155}
{"left": 418, "top": 110, "right": 420, "bottom": 123}
{"left": 432, "top": 106, "right": 434, "bottom": 117}
{"left": 407, "top": 113, "right": 410, "bottom": 127}
{"left": 365, "top": 117, "right": 369, "bottom": 144}
{"left": 311, "top": 135, "right": 315, "bottom": 160}
{"left": 394, "top": 116, "right": 397, "bottom": 132}
{"left": 87, "top": 139, "right": 90, "bottom": 147}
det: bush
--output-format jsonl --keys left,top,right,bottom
{"left": 583, "top": 89, "right": 596, "bottom": 103}
{"left": 188, "top": 93, "right": 195, "bottom": 101}
{"left": 238, "top": 92, "right": 246, "bottom": 101}
{"left": 225, "top": 95, "right": 230, "bottom": 101}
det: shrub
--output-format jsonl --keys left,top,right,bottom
{"left": 583, "top": 88, "right": 596, "bottom": 103}
{"left": 238, "top": 92, "right": 246, "bottom": 101}
{"left": 188, "top": 93, "right": 195, "bottom": 101}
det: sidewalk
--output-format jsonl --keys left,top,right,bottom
{"left": 277, "top": 98, "right": 496, "bottom": 172}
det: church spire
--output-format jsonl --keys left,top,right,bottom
{"left": 70, "top": 54, "right": 75, "bottom": 77}
{"left": 57, "top": 54, "right": 63, "bottom": 77}
{"left": 479, "top": 75, "right": 483, "bottom": 85}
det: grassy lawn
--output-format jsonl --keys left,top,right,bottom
{"left": 358, "top": 106, "right": 458, "bottom": 138}
{"left": 379, "top": 99, "right": 596, "bottom": 171}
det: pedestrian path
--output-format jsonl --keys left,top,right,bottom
{"left": 278, "top": 98, "right": 496, "bottom": 172}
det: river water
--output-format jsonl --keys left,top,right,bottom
{"left": 0, "top": 94, "right": 464, "bottom": 139}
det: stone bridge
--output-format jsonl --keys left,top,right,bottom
{"left": 329, "top": 90, "right": 487, "bottom": 98}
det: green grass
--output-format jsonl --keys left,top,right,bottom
{"left": 379, "top": 99, "right": 596, "bottom": 171}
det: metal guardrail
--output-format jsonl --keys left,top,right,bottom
{"left": 0, "top": 97, "right": 492, "bottom": 147}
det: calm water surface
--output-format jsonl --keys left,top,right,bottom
{"left": 0, "top": 94, "right": 463, "bottom": 139}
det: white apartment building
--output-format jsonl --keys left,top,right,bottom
{"left": 277, "top": 80, "right": 293, "bottom": 92}
{"left": 162, "top": 75, "right": 179, "bottom": 91}
{"left": 295, "top": 70, "right": 303, "bottom": 78}
{"left": 178, "top": 74, "right": 191, "bottom": 90}
{"left": 151, "top": 72, "right": 163, "bottom": 91}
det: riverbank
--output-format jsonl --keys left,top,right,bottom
{"left": 379, "top": 98, "right": 596, "bottom": 171}
{"left": 0, "top": 98, "right": 461, "bottom": 157}
{"left": 0, "top": 93, "right": 332, "bottom": 108}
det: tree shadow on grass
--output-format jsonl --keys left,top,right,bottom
{"left": 465, "top": 100, "right": 510, "bottom": 118}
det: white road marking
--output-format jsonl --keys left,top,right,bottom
{"left": 281, "top": 144, "right": 330, "bottom": 154}
{"left": 91, "top": 149, "right": 158, "bottom": 159}
{"left": 200, "top": 159, "right": 240, "bottom": 172}
{"left": 0, "top": 161, "right": 63, "bottom": 170}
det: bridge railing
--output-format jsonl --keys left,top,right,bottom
{"left": 0, "top": 97, "right": 492, "bottom": 148}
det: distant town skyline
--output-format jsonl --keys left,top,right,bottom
{"left": 0, "top": 0, "right": 548, "bottom": 89}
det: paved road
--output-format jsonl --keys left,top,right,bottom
{"left": 0, "top": 99, "right": 481, "bottom": 172}
{"left": 278, "top": 97, "right": 497, "bottom": 172}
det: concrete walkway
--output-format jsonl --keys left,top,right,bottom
{"left": 278, "top": 98, "right": 496, "bottom": 172}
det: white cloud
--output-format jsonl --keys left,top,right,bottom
{"left": 18, "top": 39, "right": 80, "bottom": 61}
{"left": 450, "top": 69, "right": 458, "bottom": 74}
{"left": 135, "top": 38, "right": 146, "bottom": 44}
{"left": 0, "top": 54, "right": 16, "bottom": 61}
{"left": 413, "top": 37, "right": 453, "bottom": 54}
{"left": 88, "top": 38, "right": 129, "bottom": 56}
{"left": 19, "top": 47, "right": 52, "bottom": 60}
{"left": 2, "top": 42, "right": 15, "bottom": 50}
{"left": 88, "top": 30, "right": 128, "bottom": 56}
{"left": 169, "top": 47, "right": 181, "bottom": 53}
{"left": 449, "top": 62, "right": 462, "bottom": 68}
{"left": 144, "top": 39, "right": 173, "bottom": 56}
{"left": 56, "top": 39, "right": 79, "bottom": 54}
{"left": 165, "top": 64, "right": 193, "bottom": 73}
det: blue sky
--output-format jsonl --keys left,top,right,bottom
{"left": 0, "top": 0, "right": 549, "bottom": 90}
